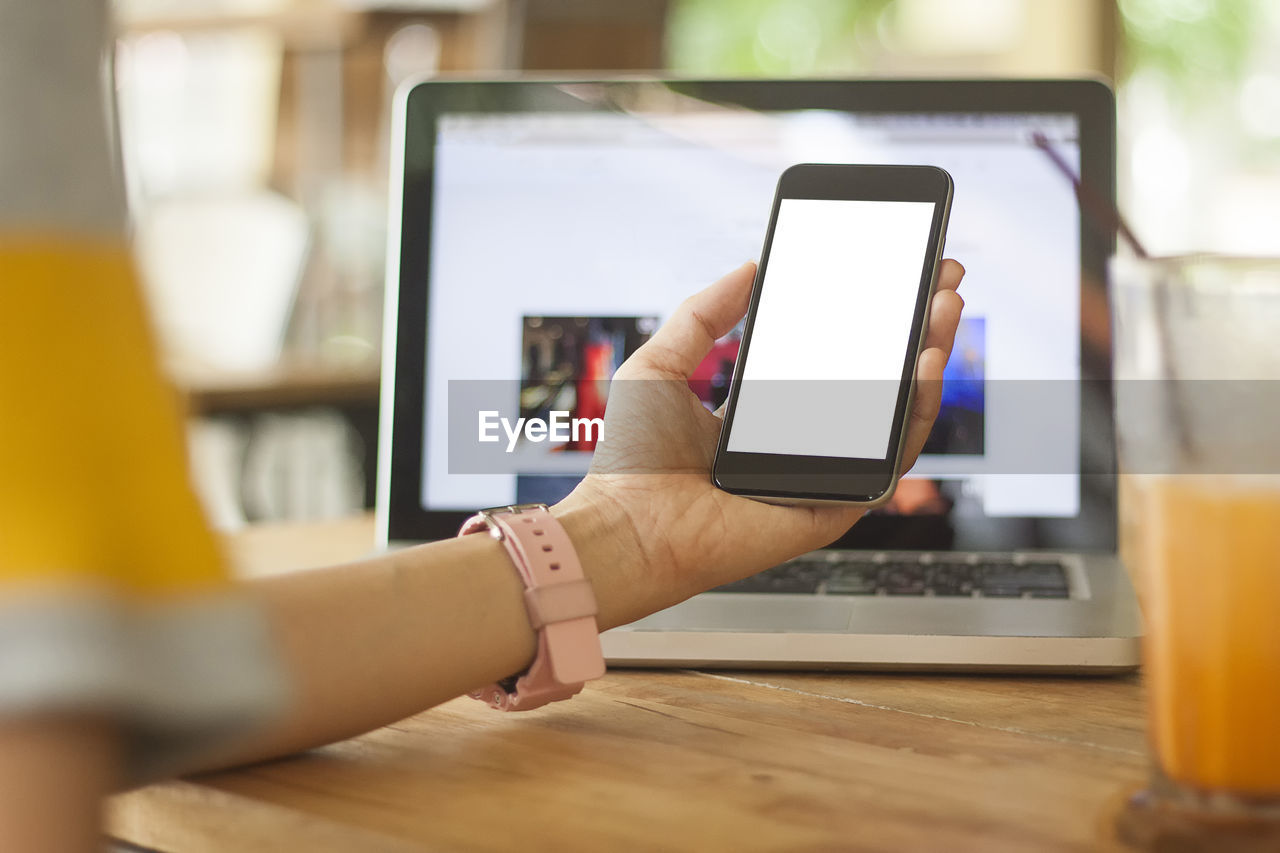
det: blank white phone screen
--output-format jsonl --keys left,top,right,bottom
{"left": 726, "top": 197, "right": 937, "bottom": 460}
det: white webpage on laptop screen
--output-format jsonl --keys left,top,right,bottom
{"left": 421, "top": 111, "right": 1081, "bottom": 520}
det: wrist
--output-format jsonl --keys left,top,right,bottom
{"left": 552, "top": 490, "right": 649, "bottom": 631}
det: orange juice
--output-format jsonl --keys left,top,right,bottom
{"left": 1142, "top": 475, "right": 1280, "bottom": 795}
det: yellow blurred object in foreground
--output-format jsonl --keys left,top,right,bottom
{"left": 0, "top": 236, "right": 227, "bottom": 596}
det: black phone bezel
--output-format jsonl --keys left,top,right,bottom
{"left": 711, "top": 164, "right": 953, "bottom": 504}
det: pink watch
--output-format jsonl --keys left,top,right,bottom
{"left": 458, "top": 503, "right": 605, "bottom": 711}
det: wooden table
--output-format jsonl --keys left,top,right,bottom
{"left": 108, "top": 518, "right": 1148, "bottom": 852}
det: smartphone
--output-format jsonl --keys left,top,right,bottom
{"left": 712, "top": 163, "right": 953, "bottom": 507}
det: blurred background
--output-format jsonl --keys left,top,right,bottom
{"left": 110, "top": 0, "right": 1278, "bottom": 527}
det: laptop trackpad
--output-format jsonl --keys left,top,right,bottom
{"left": 627, "top": 595, "right": 854, "bottom": 633}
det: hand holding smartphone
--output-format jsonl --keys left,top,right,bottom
{"left": 712, "top": 163, "right": 953, "bottom": 506}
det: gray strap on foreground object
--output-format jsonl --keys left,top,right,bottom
{"left": 0, "top": 0, "right": 125, "bottom": 235}
{"left": 0, "top": 593, "right": 291, "bottom": 784}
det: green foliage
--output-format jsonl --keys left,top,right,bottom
{"left": 1118, "top": 0, "right": 1257, "bottom": 97}
{"left": 666, "top": 0, "right": 895, "bottom": 76}
{"left": 666, "top": 0, "right": 1263, "bottom": 116}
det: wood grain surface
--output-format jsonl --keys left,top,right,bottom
{"left": 107, "top": 518, "right": 1148, "bottom": 852}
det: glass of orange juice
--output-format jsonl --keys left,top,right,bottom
{"left": 1111, "top": 255, "right": 1280, "bottom": 849}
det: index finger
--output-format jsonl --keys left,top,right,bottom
{"left": 936, "top": 259, "right": 964, "bottom": 292}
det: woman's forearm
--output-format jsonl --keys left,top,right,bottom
{"left": 201, "top": 500, "right": 641, "bottom": 772}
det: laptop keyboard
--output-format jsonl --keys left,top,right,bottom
{"left": 710, "top": 554, "right": 1072, "bottom": 599}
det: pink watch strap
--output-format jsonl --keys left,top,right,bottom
{"left": 459, "top": 503, "right": 605, "bottom": 710}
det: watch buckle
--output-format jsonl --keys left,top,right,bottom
{"left": 476, "top": 503, "right": 549, "bottom": 541}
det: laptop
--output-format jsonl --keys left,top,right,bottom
{"left": 379, "top": 78, "right": 1142, "bottom": 673}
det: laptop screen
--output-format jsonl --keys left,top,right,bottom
{"left": 387, "top": 80, "right": 1116, "bottom": 551}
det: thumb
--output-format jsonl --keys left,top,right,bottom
{"left": 631, "top": 261, "right": 756, "bottom": 379}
